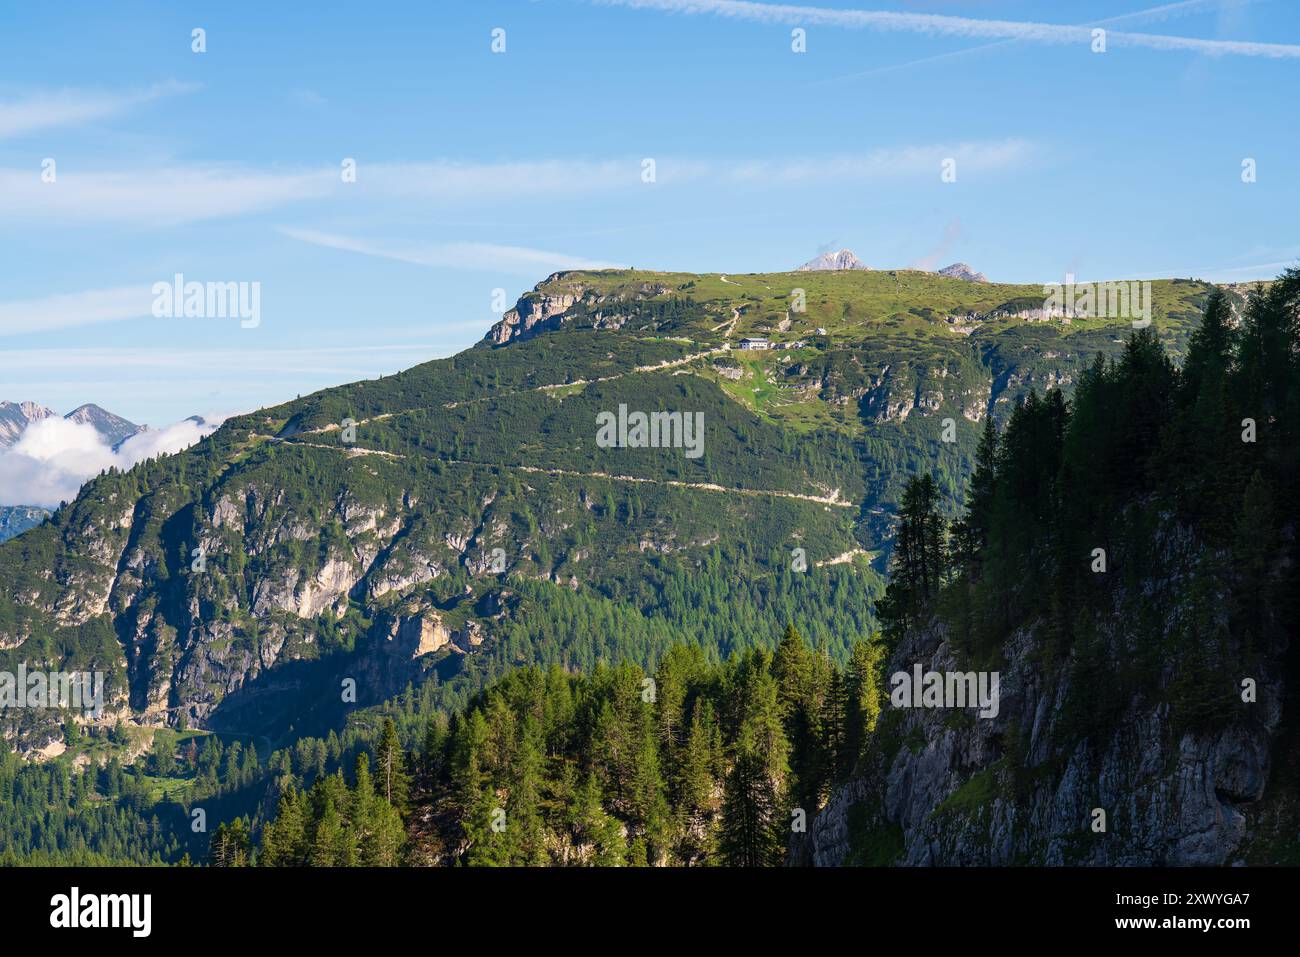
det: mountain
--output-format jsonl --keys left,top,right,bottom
{"left": 0, "top": 400, "right": 55, "bottom": 448}
{"left": 0, "top": 505, "right": 51, "bottom": 543}
{"left": 0, "top": 403, "right": 143, "bottom": 536}
{"left": 0, "top": 399, "right": 142, "bottom": 449}
{"left": 0, "top": 268, "right": 1215, "bottom": 741}
{"left": 0, "top": 265, "right": 1236, "bottom": 864}
{"left": 376, "top": 277, "right": 1296, "bottom": 868}
{"left": 796, "top": 249, "right": 870, "bottom": 271}
{"left": 64, "top": 403, "right": 142, "bottom": 448}
{"left": 937, "top": 262, "right": 988, "bottom": 283}
{"left": 793, "top": 253, "right": 987, "bottom": 283}
{"left": 800, "top": 280, "right": 1300, "bottom": 866}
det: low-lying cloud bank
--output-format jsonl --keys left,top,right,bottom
{"left": 0, "top": 415, "right": 227, "bottom": 507}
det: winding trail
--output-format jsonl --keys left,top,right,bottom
{"left": 710, "top": 305, "right": 742, "bottom": 338}
{"left": 297, "top": 343, "right": 733, "bottom": 431}
{"left": 270, "top": 435, "right": 854, "bottom": 508}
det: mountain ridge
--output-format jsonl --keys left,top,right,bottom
{"left": 0, "top": 399, "right": 143, "bottom": 449}
{"left": 0, "top": 267, "right": 1216, "bottom": 755}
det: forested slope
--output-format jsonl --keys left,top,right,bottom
{"left": 0, "top": 266, "right": 1237, "bottom": 865}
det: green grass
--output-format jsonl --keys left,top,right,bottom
{"left": 934, "top": 762, "right": 1003, "bottom": 819}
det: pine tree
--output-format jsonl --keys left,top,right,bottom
{"left": 1233, "top": 470, "right": 1277, "bottom": 652}
{"left": 876, "top": 473, "right": 947, "bottom": 648}
{"left": 506, "top": 716, "right": 548, "bottom": 865}
{"left": 841, "top": 639, "right": 884, "bottom": 777}
{"left": 260, "top": 789, "right": 307, "bottom": 866}
{"left": 209, "top": 818, "right": 251, "bottom": 867}
{"left": 720, "top": 662, "right": 790, "bottom": 867}
{"left": 951, "top": 413, "right": 998, "bottom": 577}
{"left": 375, "top": 717, "right": 410, "bottom": 813}
{"left": 568, "top": 773, "right": 626, "bottom": 866}
{"left": 674, "top": 700, "right": 720, "bottom": 864}
{"left": 772, "top": 623, "right": 828, "bottom": 813}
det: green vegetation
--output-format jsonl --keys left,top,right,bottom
{"left": 872, "top": 272, "right": 1299, "bottom": 823}
{"left": 253, "top": 624, "right": 885, "bottom": 866}
{"left": 0, "top": 265, "right": 1291, "bottom": 866}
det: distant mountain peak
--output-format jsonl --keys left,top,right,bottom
{"left": 63, "top": 404, "right": 141, "bottom": 448}
{"left": 937, "top": 262, "right": 989, "bottom": 283}
{"left": 0, "top": 399, "right": 143, "bottom": 450}
{"left": 795, "top": 249, "right": 871, "bottom": 272}
{"left": 0, "top": 400, "right": 56, "bottom": 448}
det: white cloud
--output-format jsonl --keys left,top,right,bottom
{"left": 0, "top": 285, "right": 154, "bottom": 336}
{"left": 278, "top": 226, "right": 627, "bottom": 274}
{"left": 593, "top": 0, "right": 1300, "bottom": 58}
{"left": 0, "top": 165, "right": 336, "bottom": 226}
{"left": 723, "top": 140, "right": 1032, "bottom": 182}
{"left": 0, "top": 80, "right": 199, "bottom": 139}
{"left": 115, "top": 417, "right": 226, "bottom": 463}
{"left": 0, "top": 414, "right": 226, "bottom": 507}
{"left": 1, "top": 344, "right": 475, "bottom": 374}
{"left": 0, "top": 158, "right": 658, "bottom": 227}
{"left": 0, "top": 139, "right": 1031, "bottom": 228}
{"left": 362, "top": 159, "right": 670, "bottom": 197}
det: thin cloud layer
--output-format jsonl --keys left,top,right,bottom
{"left": 278, "top": 227, "right": 628, "bottom": 274}
{"left": 1, "top": 139, "right": 1032, "bottom": 228}
{"left": 0, "top": 80, "right": 199, "bottom": 139}
{"left": 0, "top": 165, "right": 335, "bottom": 226}
{"left": 0, "top": 285, "right": 153, "bottom": 336}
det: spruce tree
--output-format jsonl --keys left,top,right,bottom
{"left": 375, "top": 717, "right": 410, "bottom": 813}
{"left": 720, "top": 663, "right": 789, "bottom": 867}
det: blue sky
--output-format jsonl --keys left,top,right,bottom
{"left": 1, "top": 0, "right": 1297, "bottom": 425}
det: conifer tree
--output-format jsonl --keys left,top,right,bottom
{"left": 720, "top": 663, "right": 790, "bottom": 867}
{"left": 841, "top": 639, "right": 884, "bottom": 776}
{"left": 568, "top": 772, "right": 626, "bottom": 866}
{"left": 260, "top": 789, "right": 307, "bottom": 866}
{"left": 772, "top": 623, "right": 828, "bottom": 812}
{"left": 375, "top": 717, "right": 410, "bottom": 813}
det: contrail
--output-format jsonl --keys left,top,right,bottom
{"left": 589, "top": 0, "right": 1300, "bottom": 58}
{"left": 811, "top": 0, "right": 1252, "bottom": 83}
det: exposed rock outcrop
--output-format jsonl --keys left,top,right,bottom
{"left": 796, "top": 249, "right": 871, "bottom": 272}
{"left": 803, "top": 523, "right": 1288, "bottom": 867}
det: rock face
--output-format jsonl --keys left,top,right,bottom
{"left": 937, "top": 262, "right": 989, "bottom": 283}
{"left": 0, "top": 400, "right": 56, "bottom": 448}
{"left": 796, "top": 249, "right": 871, "bottom": 272}
{"left": 0, "top": 505, "right": 51, "bottom": 543}
{"left": 487, "top": 284, "right": 586, "bottom": 345}
{"left": 484, "top": 274, "right": 679, "bottom": 344}
{"left": 802, "top": 524, "right": 1287, "bottom": 867}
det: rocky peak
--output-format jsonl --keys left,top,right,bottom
{"left": 64, "top": 403, "right": 142, "bottom": 448}
{"left": 796, "top": 249, "right": 871, "bottom": 272}
{"left": 937, "top": 262, "right": 989, "bottom": 283}
{"left": 0, "top": 400, "right": 142, "bottom": 449}
{"left": 0, "top": 400, "right": 56, "bottom": 448}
